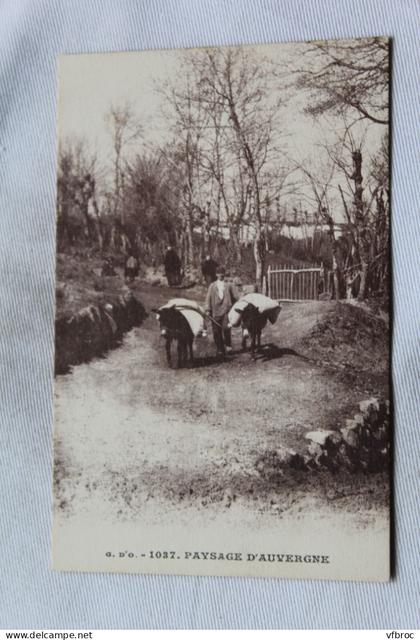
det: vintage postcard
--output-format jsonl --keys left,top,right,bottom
{"left": 53, "top": 37, "right": 391, "bottom": 580}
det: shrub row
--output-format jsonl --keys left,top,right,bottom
{"left": 55, "top": 292, "right": 147, "bottom": 375}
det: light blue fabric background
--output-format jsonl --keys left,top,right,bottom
{"left": 0, "top": 0, "right": 418, "bottom": 629}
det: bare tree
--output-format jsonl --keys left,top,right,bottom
{"left": 298, "top": 122, "right": 390, "bottom": 301}
{"left": 159, "top": 66, "right": 214, "bottom": 272}
{"left": 201, "top": 99, "right": 253, "bottom": 265}
{"left": 161, "top": 47, "right": 285, "bottom": 287}
{"left": 204, "top": 47, "right": 278, "bottom": 287}
{"left": 105, "top": 103, "right": 143, "bottom": 251}
{"left": 331, "top": 129, "right": 389, "bottom": 300}
{"left": 293, "top": 153, "right": 343, "bottom": 298}
{"left": 57, "top": 137, "right": 104, "bottom": 251}
{"left": 296, "top": 37, "right": 389, "bottom": 125}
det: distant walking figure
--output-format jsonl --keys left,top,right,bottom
{"left": 124, "top": 255, "right": 139, "bottom": 282}
{"left": 201, "top": 254, "right": 218, "bottom": 285}
{"left": 164, "top": 246, "right": 181, "bottom": 287}
{"left": 205, "top": 267, "right": 237, "bottom": 357}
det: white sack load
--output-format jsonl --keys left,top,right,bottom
{"left": 159, "top": 298, "right": 206, "bottom": 337}
{"left": 228, "top": 293, "right": 281, "bottom": 327}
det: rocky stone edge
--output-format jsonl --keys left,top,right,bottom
{"left": 55, "top": 292, "right": 147, "bottom": 375}
{"left": 255, "top": 398, "right": 391, "bottom": 476}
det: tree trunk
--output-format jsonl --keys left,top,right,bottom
{"left": 120, "top": 232, "right": 130, "bottom": 255}
{"left": 352, "top": 150, "right": 370, "bottom": 301}
{"left": 185, "top": 210, "right": 194, "bottom": 271}
{"left": 324, "top": 213, "right": 341, "bottom": 300}
{"left": 332, "top": 253, "right": 340, "bottom": 301}
{"left": 90, "top": 199, "right": 104, "bottom": 253}
{"left": 358, "top": 261, "right": 369, "bottom": 300}
{"left": 253, "top": 224, "right": 265, "bottom": 292}
{"left": 229, "top": 224, "right": 242, "bottom": 266}
{"left": 95, "top": 219, "right": 103, "bottom": 253}
{"left": 225, "top": 96, "right": 265, "bottom": 289}
{"left": 109, "top": 225, "right": 116, "bottom": 251}
{"left": 80, "top": 203, "right": 95, "bottom": 243}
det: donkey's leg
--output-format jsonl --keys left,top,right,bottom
{"left": 250, "top": 331, "right": 256, "bottom": 359}
{"left": 241, "top": 329, "right": 248, "bottom": 351}
{"left": 166, "top": 337, "right": 172, "bottom": 367}
{"left": 177, "top": 340, "right": 184, "bottom": 368}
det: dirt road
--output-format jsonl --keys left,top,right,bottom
{"left": 54, "top": 284, "right": 388, "bottom": 529}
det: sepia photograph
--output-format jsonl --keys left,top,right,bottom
{"left": 52, "top": 37, "right": 391, "bottom": 581}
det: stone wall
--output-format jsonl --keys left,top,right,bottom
{"left": 255, "top": 398, "right": 390, "bottom": 477}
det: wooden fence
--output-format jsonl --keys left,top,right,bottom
{"left": 267, "top": 265, "right": 322, "bottom": 301}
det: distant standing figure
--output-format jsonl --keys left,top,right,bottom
{"left": 101, "top": 257, "right": 116, "bottom": 277}
{"left": 205, "top": 266, "right": 237, "bottom": 357}
{"left": 201, "top": 254, "right": 218, "bottom": 285}
{"left": 164, "top": 246, "right": 181, "bottom": 287}
{"left": 124, "top": 255, "right": 139, "bottom": 282}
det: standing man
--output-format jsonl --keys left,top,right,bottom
{"left": 205, "top": 266, "right": 237, "bottom": 357}
{"left": 101, "top": 256, "right": 116, "bottom": 277}
{"left": 201, "top": 254, "right": 218, "bottom": 285}
{"left": 164, "top": 245, "right": 181, "bottom": 287}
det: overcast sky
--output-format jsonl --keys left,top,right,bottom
{"left": 58, "top": 41, "right": 386, "bottom": 217}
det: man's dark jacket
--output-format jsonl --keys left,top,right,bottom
{"left": 164, "top": 250, "right": 181, "bottom": 273}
